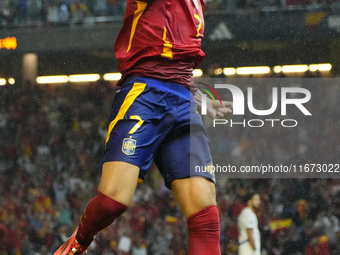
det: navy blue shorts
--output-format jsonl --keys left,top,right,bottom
{"left": 104, "top": 75, "right": 215, "bottom": 189}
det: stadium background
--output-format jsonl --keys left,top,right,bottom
{"left": 1, "top": 0, "right": 340, "bottom": 254}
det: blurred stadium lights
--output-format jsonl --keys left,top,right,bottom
{"left": 273, "top": 63, "right": 332, "bottom": 73}
{"left": 36, "top": 75, "right": 69, "bottom": 84}
{"left": 309, "top": 64, "right": 318, "bottom": 72}
{"left": 214, "top": 68, "right": 223, "bottom": 75}
{"left": 193, "top": 69, "right": 203, "bottom": 77}
{"left": 0, "top": 78, "right": 6, "bottom": 86}
{"left": 236, "top": 66, "right": 271, "bottom": 75}
{"left": 32, "top": 63, "right": 332, "bottom": 86}
{"left": 281, "top": 65, "right": 309, "bottom": 73}
{"left": 223, "top": 68, "right": 236, "bottom": 76}
{"left": 103, "top": 73, "right": 122, "bottom": 81}
{"left": 68, "top": 74, "right": 100, "bottom": 83}
{"left": 273, "top": 66, "right": 282, "bottom": 73}
{"left": 317, "top": 63, "right": 332, "bottom": 71}
{"left": 8, "top": 78, "right": 15, "bottom": 85}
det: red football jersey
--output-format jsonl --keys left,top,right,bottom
{"left": 114, "top": 0, "right": 205, "bottom": 89}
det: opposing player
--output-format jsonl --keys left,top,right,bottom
{"left": 238, "top": 193, "right": 261, "bottom": 255}
{"left": 54, "top": 0, "right": 232, "bottom": 254}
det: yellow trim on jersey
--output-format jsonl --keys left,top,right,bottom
{"left": 194, "top": 13, "right": 202, "bottom": 37}
{"left": 127, "top": 1, "right": 147, "bottom": 53}
{"left": 105, "top": 83, "right": 147, "bottom": 146}
{"left": 161, "top": 26, "right": 173, "bottom": 60}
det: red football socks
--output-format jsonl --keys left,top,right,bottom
{"left": 187, "top": 205, "right": 221, "bottom": 255}
{"left": 76, "top": 191, "right": 128, "bottom": 247}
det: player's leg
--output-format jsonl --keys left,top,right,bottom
{"left": 98, "top": 162, "right": 139, "bottom": 204}
{"left": 171, "top": 176, "right": 216, "bottom": 218}
{"left": 172, "top": 177, "right": 220, "bottom": 255}
{"left": 54, "top": 78, "right": 169, "bottom": 255}
{"left": 154, "top": 126, "right": 221, "bottom": 255}
{"left": 76, "top": 161, "right": 140, "bottom": 246}
{"left": 154, "top": 86, "right": 221, "bottom": 255}
{"left": 53, "top": 162, "right": 139, "bottom": 255}
{"left": 75, "top": 78, "right": 167, "bottom": 248}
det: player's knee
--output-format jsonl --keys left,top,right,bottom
{"left": 191, "top": 179, "right": 217, "bottom": 214}
{"left": 186, "top": 191, "right": 217, "bottom": 220}
{"left": 98, "top": 184, "right": 116, "bottom": 198}
{"left": 196, "top": 194, "right": 217, "bottom": 212}
{"left": 98, "top": 186, "right": 129, "bottom": 206}
{"left": 172, "top": 177, "right": 217, "bottom": 218}
{"left": 204, "top": 186, "right": 217, "bottom": 205}
{"left": 98, "top": 162, "right": 139, "bottom": 206}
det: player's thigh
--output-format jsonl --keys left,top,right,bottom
{"left": 98, "top": 161, "right": 140, "bottom": 206}
{"left": 105, "top": 77, "right": 177, "bottom": 186}
{"left": 154, "top": 126, "right": 216, "bottom": 218}
{"left": 172, "top": 176, "right": 217, "bottom": 218}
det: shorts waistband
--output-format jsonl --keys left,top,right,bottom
{"left": 123, "top": 75, "right": 191, "bottom": 100}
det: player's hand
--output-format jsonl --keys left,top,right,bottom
{"left": 206, "top": 98, "right": 233, "bottom": 119}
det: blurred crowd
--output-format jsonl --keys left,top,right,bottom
{"left": 1, "top": 0, "right": 340, "bottom": 27}
{"left": 0, "top": 0, "right": 126, "bottom": 26}
{"left": 0, "top": 76, "right": 339, "bottom": 255}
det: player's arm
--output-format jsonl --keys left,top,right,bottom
{"left": 194, "top": 90, "right": 233, "bottom": 119}
{"left": 246, "top": 228, "right": 256, "bottom": 251}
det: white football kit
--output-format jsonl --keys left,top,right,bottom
{"left": 238, "top": 207, "right": 261, "bottom": 255}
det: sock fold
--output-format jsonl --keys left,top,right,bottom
{"left": 187, "top": 205, "right": 221, "bottom": 255}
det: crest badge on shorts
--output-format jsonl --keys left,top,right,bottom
{"left": 122, "top": 137, "right": 137, "bottom": 155}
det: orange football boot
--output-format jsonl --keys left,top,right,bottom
{"left": 54, "top": 228, "right": 88, "bottom": 255}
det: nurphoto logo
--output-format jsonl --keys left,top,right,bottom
{"left": 198, "top": 83, "right": 312, "bottom": 128}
